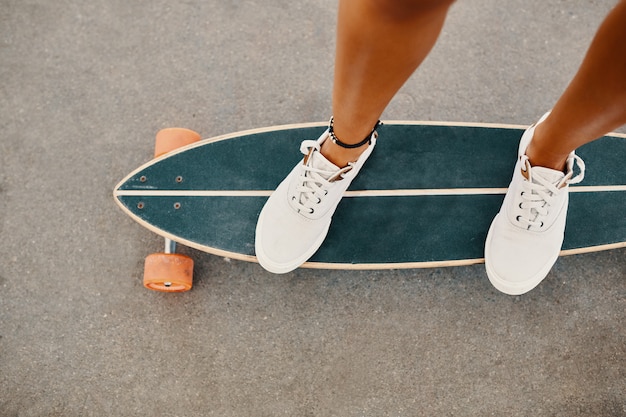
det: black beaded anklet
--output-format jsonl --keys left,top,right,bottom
{"left": 328, "top": 117, "right": 381, "bottom": 149}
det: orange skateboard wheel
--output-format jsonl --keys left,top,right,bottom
{"left": 154, "top": 128, "right": 201, "bottom": 158}
{"left": 143, "top": 253, "right": 194, "bottom": 292}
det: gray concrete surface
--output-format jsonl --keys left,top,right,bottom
{"left": 1, "top": 0, "right": 625, "bottom": 415}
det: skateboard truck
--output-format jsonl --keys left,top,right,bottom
{"left": 140, "top": 128, "right": 202, "bottom": 292}
{"left": 161, "top": 238, "right": 177, "bottom": 288}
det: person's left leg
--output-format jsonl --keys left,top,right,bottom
{"left": 528, "top": 0, "right": 626, "bottom": 171}
{"left": 485, "top": 0, "right": 626, "bottom": 295}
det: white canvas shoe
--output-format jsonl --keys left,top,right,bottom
{"left": 485, "top": 113, "right": 585, "bottom": 295}
{"left": 255, "top": 129, "right": 376, "bottom": 274}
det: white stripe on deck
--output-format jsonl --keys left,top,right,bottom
{"left": 114, "top": 185, "right": 626, "bottom": 198}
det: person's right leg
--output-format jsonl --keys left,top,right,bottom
{"left": 324, "top": 0, "right": 455, "bottom": 168}
{"left": 256, "top": 0, "right": 455, "bottom": 273}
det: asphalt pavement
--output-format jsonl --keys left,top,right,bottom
{"left": 1, "top": 0, "right": 624, "bottom": 415}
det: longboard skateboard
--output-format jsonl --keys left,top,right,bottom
{"left": 114, "top": 122, "right": 626, "bottom": 291}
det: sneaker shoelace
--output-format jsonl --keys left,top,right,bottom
{"left": 516, "top": 154, "right": 585, "bottom": 230}
{"left": 292, "top": 140, "right": 353, "bottom": 215}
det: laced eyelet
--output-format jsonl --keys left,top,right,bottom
{"left": 309, "top": 208, "right": 314, "bottom": 214}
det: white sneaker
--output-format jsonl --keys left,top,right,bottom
{"left": 485, "top": 113, "right": 585, "bottom": 295}
{"left": 255, "top": 129, "right": 376, "bottom": 273}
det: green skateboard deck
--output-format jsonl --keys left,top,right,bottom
{"left": 114, "top": 121, "right": 626, "bottom": 272}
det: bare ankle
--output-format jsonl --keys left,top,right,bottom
{"left": 526, "top": 124, "right": 569, "bottom": 172}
